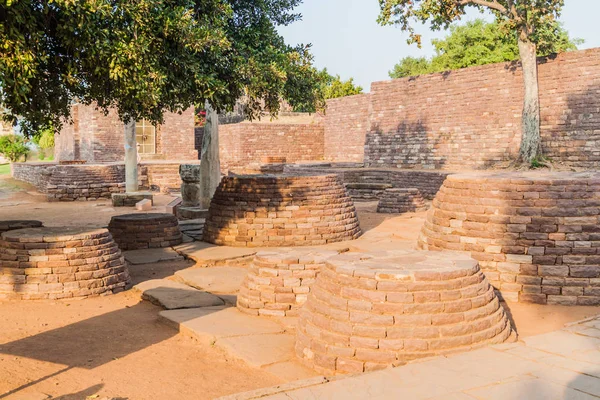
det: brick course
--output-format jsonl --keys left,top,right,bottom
{"left": 324, "top": 94, "right": 370, "bottom": 163}
{"left": 295, "top": 250, "right": 514, "bottom": 375}
{"left": 377, "top": 188, "right": 427, "bottom": 214}
{"left": 418, "top": 171, "right": 600, "bottom": 305}
{"left": 108, "top": 213, "right": 182, "bottom": 250}
{"left": 0, "top": 227, "right": 130, "bottom": 300}
{"left": 203, "top": 174, "right": 361, "bottom": 247}
{"left": 237, "top": 249, "right": 339, "bottom": 317}
{"left": 11, "top": 161, "right": 196, "bottom": 200}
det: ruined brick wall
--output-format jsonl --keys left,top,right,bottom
{"left": 219, "top": 123, "right": 324, "bottom": 171}
{"left": 365, "top": 48, "right": 600, "bottom": 170}
{"left": 159, "top": 108, "right": 198, "bottom": 160}
{"left": 323, "top": 94, "right": 370, "bottom": 162}
{"left": 11, "top": 162, "right": 191, "bottom": 201}
{"left": 55, "top": 105, "right": 197, "bottom": 163}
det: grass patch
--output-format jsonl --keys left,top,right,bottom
{"left": 0, "top": 164, "right": 10, "bottom": 175}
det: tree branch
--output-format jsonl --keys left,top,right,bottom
{"left": 459, "top": 0, "right": 508, "bottom": 14}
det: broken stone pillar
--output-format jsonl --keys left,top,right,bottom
{"left": 199, "top": 101, "right": 221, "bottom": 209}
{"left": 179, "top": 164, "right": 201, "bottom": 207}
{"left": 124, "top": 120, "right": 138, "bottom": 193}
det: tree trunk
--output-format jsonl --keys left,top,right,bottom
{"left": 517, "top": 32, "right": 542, "bottom": 164}
{"left": 124, "top": 120, "right": 138, "bottom": 192}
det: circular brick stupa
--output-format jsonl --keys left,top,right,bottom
{"left": 0, "top": 227, "right": 130, "bottom": 300}
{"left": 0, "top": 220, "right": 43, "bottom": 234}
{"left": 419, "top": 171, "right": 600, "bottom": 305}
{"left": 237, "top": 248, "right": 340, "bottom": 317}
{"left": 203, "top": 174, "right": 361, "bottom": 247}
{"left": 108, "top": 213, "right": 182, "bottom": 250}
{"left": 295, "top": 250, "right": 514, "bottom": 375}
{"left": 377, "top": 188, "right": 428, "bottom": 214}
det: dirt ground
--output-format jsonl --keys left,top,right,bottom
{"left": 1, "top": 174, "right": 599, "bottom": 399}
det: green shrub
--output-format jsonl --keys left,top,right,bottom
{"left": 0, "top": 134, "right": 30, "bottom": 162}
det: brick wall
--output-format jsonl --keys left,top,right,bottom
{"left": 323, "top": 94, "right": 370, "bottom": 162}
{"left": 219, "top": 122, "right": 324, "bottom": 171}
{"left": 365, "top": 48, "right": 600, "bottom": 170}
{"left": 56, "top": 105, "right": 198, "bottom": 163}
{"left": 11, "top": 161, "right": 195, "bottom": 201}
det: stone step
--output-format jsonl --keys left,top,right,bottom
{"left": 133, "top": 279, "right": 224, "bottom": 310}
{"left": 345, "top": 183, "right": 393, "bottom": 190}
{"left": 174, "top": 266, "right": 248, "bottom": 294}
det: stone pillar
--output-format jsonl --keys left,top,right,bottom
{"left": 179, "top": 164, "right": 201, "bottom": 207}
{"left": 124, "top": 120, "right": 138, "bottom": 193}
{"left": 199, "top": 101, "right": 221, "bottom": 209}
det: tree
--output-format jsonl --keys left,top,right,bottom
{"left": 323, "top": 74, "right": 363, "bottom": 100}
{"left": 32, "top": 127, "right": 55, "bottom": 160}
{"left": 0, "top": 0, "right": 324, "bottom": 136}
{"left": 378, "top": 0, "right": 567, "bottom": 164}
{"left": 390, "top": 19, "right": 581, "bottom": 79}
{"left": 0, "top": 134, "right": 29, "bottom": 162}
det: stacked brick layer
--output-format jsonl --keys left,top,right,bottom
{"left": 418, "top": 172, "right": 600, "bottom": 305}
{"left": 108, "top": 213, "right": 182, "bottom": 250}
{"left": 0, "top": 227, "right": 130, "bottom": 300}
{"left": 237, "top": 249, "right": 339, "bottom": 317}
{"left": 203, "top": 174, "right": 362, "bottom": 247}
{"left": 0, "top": 220, "right": 43, "bottom": 234}
{"left": 295, "top": 250, "right": 513, "bottom": 375}
{"left": 11, "top": 162, "right": 193, "bottom": 201}
{"left": 377, "top": 188, "right": 428, "bottom": 214}
{"left": 284, "top": 164, "right": 451, "bottom": 200}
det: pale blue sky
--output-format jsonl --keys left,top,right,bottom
{"left": 278, "top": 1, "right": 600, "bottom": 91}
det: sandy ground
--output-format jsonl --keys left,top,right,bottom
{"left": 1, "top": 175, "right": 599, "bottom": 399}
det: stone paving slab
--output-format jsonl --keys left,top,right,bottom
{"left": 218, "top": 333, "right": 295, "bottom": 368}
{"left": 174, "top": 266, "right": 247, "bottom": 294}
{"left": 158, "top": 306, "right": 286, "bottom": 345}
{"left": 123, "top": 247, "right": 184, "bottom": 264}
{"left": 173, "top": 241, "right": 257, "bottom": 266}
{"left": 218, "top": 316, "right": 600, "bottom": 400}
{"left": 133, "top": 279, "right": 224, "bottom": 309}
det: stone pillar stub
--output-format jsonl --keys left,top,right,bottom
{"left": 180, "top": 164, "right": 202, "bottom": 207}
{"left": 199, "top": 101, "right": 221, "bottom": 209}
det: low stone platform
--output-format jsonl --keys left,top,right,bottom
{"left": 0, "top": 220, "right": 43, "bottom": 234}
{"left": 111, "top": 191, "right": 154, "bottom": 207}
{"left": 419, "top": 171, "right": 600, "bottom": 305}
{"left": 0, "top": 226, "right": 130, "bottom": 299}
{"left": 295, "top": 250, "right": 514, "bottom": 375}
{"left": 108, "top": 213, "right": 182, "bottom": 250}
{"left": 203, "top": 174, "right": 361, "bottom": 247}
{"left": 237, "top": 249, "right": 339, "bottom": 317}
{"left": 377, "top": 188, "right": 427, "bottom": 214}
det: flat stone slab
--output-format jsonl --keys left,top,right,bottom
{"left": 159, "top": 307, "right": 285, "bottom": 344}
{"left": 133, "top": 279, "right": 224, "bottom": 310}
{"left": 123, "top": 247, "right": 184, "bottom": 265}
{"left": 175, "top": 267, "right": 248, "bottom": 294}
{"left": 173, "top": 241, "right": 257, "bottom": 266}
{"left": 218, "top": 333, "right": 295, "bottom": 368}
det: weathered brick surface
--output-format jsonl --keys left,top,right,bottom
{"left": 377, "top": 188, "right": 428, "bottom": 214}
{"left": 108, "top": 213, "right": 182, "bottom": 250}
{"left": 295, "top": 250, "right": 514, "bottom": 375}
{"left": 324, "top": 94, "right": 370, "bottom": 163}
{"left": 285, "top": 164, "right": 451, "bottom": 200}
{"left": 418, "top": 171, "right": 600, "bottom": 304}
{"left": 365, "top": 48, "right": 600, "bottom": 170}
{"left": 0, "top": 220, "right": 43, "bottom": 234}
{"left": 11, "top": 161, "right": 195, "bottom": 200}
{"left": 237, "top": 249, "right": 339, "bottom": 317}
{"left": 219, "top": 123, "right": 325, "bottom": 172}
{"left": 203, "top": 174, "right": 362, "bottom": 247}
{"left": 55, "top": 104, "right": 198, "bottom": 163}
{"left": 0, "top": 227, "right": 130, "bottom": 300}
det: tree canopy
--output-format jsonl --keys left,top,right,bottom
{"left": 0, "top": 0, "right": 324, "bottom": 136}
{"left": 390, "top": 19, "right": 581, "bottom": 78}
{"left": 322, "top": 72, "right": 363, "bottom": 100}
